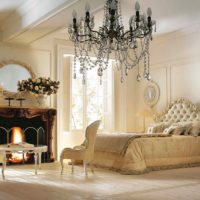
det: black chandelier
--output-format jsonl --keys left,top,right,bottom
{"left": 68, "top": 0, "right": 156, "bottom": 84}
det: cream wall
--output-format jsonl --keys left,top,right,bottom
{"left": 0, "top": 45, "right": 51, "bottom": 77}
{"left": 126, "top": 25, "right": 200, "bottom": 132}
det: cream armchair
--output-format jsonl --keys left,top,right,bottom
{"left": 60, "top": 120, "right": 101, "bottom": 175}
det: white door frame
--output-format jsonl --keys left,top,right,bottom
{"left": 56, "top": 44, "right": 73, "bottom": 160}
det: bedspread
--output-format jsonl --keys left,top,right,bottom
{"left": 95, "top": 132, "right": 170, "bottom": 156}
{"left": 93, "top": 135, "right": 200, "bottom": 174}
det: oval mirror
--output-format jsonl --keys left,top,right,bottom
{"left": 143, "top": 80, "right": 160, "bottom": 107}
{"left": 0, "top": 60, "right": 35, "bottom": 94}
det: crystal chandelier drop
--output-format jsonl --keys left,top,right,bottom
{"left": 68, "top": 0, "right": 156, "bottom": 84}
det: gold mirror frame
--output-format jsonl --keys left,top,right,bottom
{"left": 0, "top": 60, "right": 36, "bottom": 96}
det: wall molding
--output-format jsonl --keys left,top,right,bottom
{"left": 151, "top": 54, "right": 200, "bottom": 70}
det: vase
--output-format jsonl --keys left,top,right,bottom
{"left": 36, "top": 95, "right": 47, "bottom": 107}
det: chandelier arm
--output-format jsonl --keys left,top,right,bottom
{"left": 122, "top": 31, "right": 151, "bottom": 41}
{"left": 74, "top": 33, "right": 108, "bottom": 44}
{"left": 75, "top": 36, "right": 100, "bottom": 43}
{"left": 120, "top": 24, "right": 152, "bottom": 38}
{"left": 86, "top": 26, "right": 108, "bottom": 39}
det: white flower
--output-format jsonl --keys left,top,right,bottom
{"left": 37, "top": 79, "right": 41, "bottom": 83}
{"left": 35, "top": 86, "right": 39, "bottom": 91}
{"left": 50, "top": 86, "right": 54, "bottom": 89}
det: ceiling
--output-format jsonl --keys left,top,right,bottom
{"left": 1, "top": 0, "right": 200, "bottom": 45}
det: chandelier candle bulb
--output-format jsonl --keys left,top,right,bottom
{"left": 72, "top": 10, "right": 77, "bottom": 19}
{"left": 135, "top": 2, "right": 140, "bottom": 11}
{"left": 68, "top": 0, "right": 156, "bottom": 84}
{"left": 147, "top": 7, "right": 152, "bottom": 17}
{"left": 85, "top": 2, "right": 90, "bottom": 12}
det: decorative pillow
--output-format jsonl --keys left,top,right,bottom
{"left": 172, "top": 123, "right": 192, "bottom": 135}
{"left": 147, "top": 124, "right": 163, "bottom": 134}
{"left": 147, "top": 122, "right": 171, "bottom": 134}
{"left": 163, "top": 124, "right": 179, "bottom": 135}
{"left": 172, "top": 126, "right": 186, "bottom": 135}
{"left": 189, "top": 122, "right": 200, "bottom": 136}
{"left": 184, "top": 125, "right": 193, "bottom": 135}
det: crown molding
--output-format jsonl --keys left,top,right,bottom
{"left": 154, "top": 22, "right": 200, "bottom": 45}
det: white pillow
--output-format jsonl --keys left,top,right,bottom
{"left": 147, "top": 122, "right": 171, "bottom": 134}
{"left": 163, "top": 124, "right": 179, "bottom": 135}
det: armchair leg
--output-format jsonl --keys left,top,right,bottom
{"left": 60, "top": 158, "right": 64, "bottom": 175}
{"left": 71, "top": 160, "right": 74, "bottom": 174}
{"left": 89, "top": 162, "right": 94, "bottom": 173}
{"left": 83, "top": 161, "right": 88, "bottom": 176}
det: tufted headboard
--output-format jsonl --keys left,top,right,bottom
{"left": 154, "top": 99, "right": 200, "bottom": 123}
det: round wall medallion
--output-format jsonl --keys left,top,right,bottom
{"left": 143, "top": 80, "right": 160, "bottom": 107}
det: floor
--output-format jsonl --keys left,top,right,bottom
{"left": 0, "top": 162, "right": 200, "bottom": 200}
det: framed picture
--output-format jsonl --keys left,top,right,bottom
{"left": 143, "top": 80, "right": 160, "bottom": 107}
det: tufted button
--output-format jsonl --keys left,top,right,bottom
{"left": 193, "top": 114, "right": 197, "bottom": 118}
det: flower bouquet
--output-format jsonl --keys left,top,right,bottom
{"left": 18, "top": 77, "right": 60, "bottom": 95}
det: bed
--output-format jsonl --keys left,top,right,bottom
{"left": 93, "top": 99, "right": 200, "bottom": 174}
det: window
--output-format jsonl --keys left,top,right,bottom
{"left": 70, "top": 58, "right": 114, "bottom": 131}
